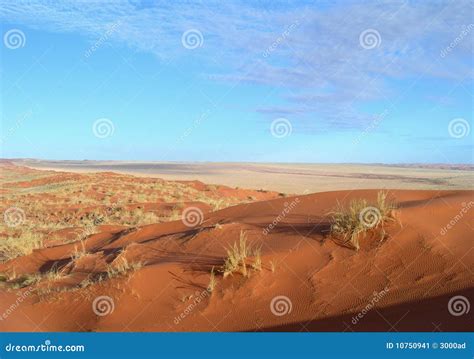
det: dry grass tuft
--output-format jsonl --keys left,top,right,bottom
{"left": 222, "top": 231, "right": 263, "bottom": 278}
{"left": 106, "top": 256, "right": 143, "bottom": 278}
{"left": 207, "top": 266, "right": 217, "bottom": 292}
{"left": 329, "top": 190, "right": 396, "bottom": 250}
{"left": 0, "top": 233, "right": 43, "bottom": 262}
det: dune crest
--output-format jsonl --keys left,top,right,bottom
{"left": 1, "top": 165, "right": 472, "bottom": 331}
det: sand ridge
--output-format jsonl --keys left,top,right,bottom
{"left": 0, "top": 163, "right": 472, "bottom": 331}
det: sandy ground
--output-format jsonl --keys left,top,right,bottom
{"left": 14, "top": 160, "right": 473, "bottom": 194}
{"left": 0, "top": 163, "right": 472, "bottom": 332}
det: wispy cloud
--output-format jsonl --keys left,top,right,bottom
{"left": 1, "top": 0, "right": 472, "bottom": 130}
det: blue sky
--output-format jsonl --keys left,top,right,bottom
{"left": 0, "top": 0, "right": 472, "bottom": 163}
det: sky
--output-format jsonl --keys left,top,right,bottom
{"left": 0, "top": 0, "right": 472, "bottom": 163}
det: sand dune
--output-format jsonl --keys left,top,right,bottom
{"left": 1, "top": 164, "right": 472, "bottom": 332}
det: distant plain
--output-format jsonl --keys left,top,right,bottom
{"left": 16, "top": 159, "right": 474, "bottom": 194}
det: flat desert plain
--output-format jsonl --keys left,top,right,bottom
{"left": 0, "top": 160, "right": 472, "bottom": 331}
{"left": 13, "top": 159, "right": 473, "bottom": 194}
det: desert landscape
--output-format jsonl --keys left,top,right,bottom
{"left": 1, "top": 0, "right": 473, "bottom": 346}
{"left": 0, "top": 160, "right": 472, "bottom": 332}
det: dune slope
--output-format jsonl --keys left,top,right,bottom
{"left": 0, "top": 187, "right": 472, "bottom": 332}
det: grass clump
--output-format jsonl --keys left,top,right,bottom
{"left": 222, "top": 231, "right": 262, "bottom": 278}
{"left": 222, "top": 231, "right": 250, "bottom": 278}
{"left": 0, "top": 233, "right": 43, "bottom": 262}
{"left": 207, "top": 267, "right": 217, "bottom": 292}
{"left": 106, "top": 256, "right": 143, "bottom": 278}
{"left": 329, "top": 190, "right": 396, "bottom": 250}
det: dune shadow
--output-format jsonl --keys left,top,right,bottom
{"left": 254, "top": 287, "right": 473, "bottom": 332}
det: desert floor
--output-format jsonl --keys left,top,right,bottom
{"left": 0, "top": 161, "right": 472, "bottom": 332}
{"left": 13, "top": 159, "right": 473, "bottom": 194}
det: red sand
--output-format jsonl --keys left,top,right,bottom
{"left": 1, "top": 185, "right": 472, "bottom": 332}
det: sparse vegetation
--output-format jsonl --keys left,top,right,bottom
{"left": 221, "top": 231, "right": 262, "bottom": 278}
{"left": 269, "top": 260, "right": 276, "bottom": 273}
{"left": 208, "top": 267, "right": 217, "bottom": 292}
{"left": 251, "top": 248, "right": 262, "bottom": 271}
{"left": 0, "top": 233, "right": 43, "bottom": 262}
{"left": 106, "top": 256, "right": 143, "bottom": 279}
{"left": 329, "top": 190, "right": 396, "bottom": 250}
{"left": 222, "top": 231, "right": 251, "bottom": 278}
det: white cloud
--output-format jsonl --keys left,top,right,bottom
{"left": 1, "top": 0, "right": 472, "bottom": 129}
